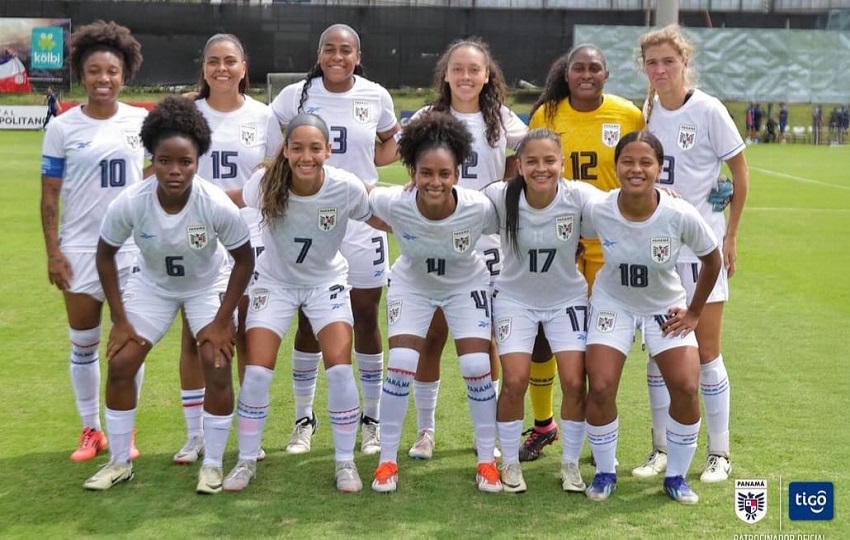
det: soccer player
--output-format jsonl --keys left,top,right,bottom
{"left": 369, "top": 112, "right": 501, "bottom": 494}
{"left": 41, "top": 20, "right": 146, "bottom": 463}
{"left": 270, "top": 24, "right": 400, "bottom": 456}
{"left": 583, "top": 130, "right": 721, "bottom": 504}
{"left": 221, "top": 113, "right": 383, "bottom": 494}
{"left": 407, "top": 37, "right": 527, "bottom": 461}
{"left": 83, "top": 96, "right": 254, "bottom": 493}
{"left": 43, "top": 85, "right": 60, "bottom": 129}
{"left": 172, "top": 33, "right": 283, "bottom": 466}
{"left": 520, "top": 44, "right": 645, "bottom": 462}
{"left": 482, "top": 129, "right": 602, "bottom": 493}
{"left": 636, "top": 25, "right": 749, "bottom": 483}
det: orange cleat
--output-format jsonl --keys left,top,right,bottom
{"left": 71, "top": 427, "right": 108, "bottom": 462}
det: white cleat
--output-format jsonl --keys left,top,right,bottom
{"left": 335, "top": 460, "right": 363, "bottom": 493}
{"left": 560, "top": 461, "right": 587, "bottom": 492}
{"left": 700, "top": 454, "right": 731, "bottom": 483}
{"left": 196, "top": 465, "right": 223, "bottom": 494}
{"left": 408, "top": 429, "right": 435, "bottom": 460}
{"left": 285, "top": 413, "right": 318, "bottom": 455}
{"left": 223, "top": 459, "right": 257, "bottom": 492}
{"left": 500, "top": 462, "right": 527, "bottom": 493}
{"left": 173, "top": 435, "right": 205, "bottom": 465}
{"left": 631, "top": 449, "right": 667, "bottom": 478}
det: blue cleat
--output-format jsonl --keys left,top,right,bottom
{"left": 664, "top": 475, "right": 699, "bottom": 505}
{"left": 585, "top": 472, "right": 617, "bottom": 501}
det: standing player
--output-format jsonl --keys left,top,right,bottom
{"left": 83, "top": 96, "right": 254, "bottom": 493}
{"left": 41, "top": 20, "right": 146, "bottom": 463}
{"left": 270, "top": 24, "right": 400, "bottom": 456}
{"left": 407, "top": 37, "right": 527, "bottom": 460}
{"left": 583, "top": 130, "right": 721, "bottom": 504}
{"left": 635, "top": 25, "right": 749, "bottom": 483}
{"left": 520, "top": 44, "right": 644, "bottom": 462}
{"left": 369, "top": 112, "right": 501, "bottom": 493}
{"left": 44, "top": 86, "right": 61, "bottom": 129}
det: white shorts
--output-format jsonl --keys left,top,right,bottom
{"left": 246, "top": 276, "right": 353, "bottom": 338}
{"left": 677, "top": 261, "right": 729, "bottom": 304}
{"left": 492, "top": 295, "right": 587, "bottom": 355}
{"left": 340, "top": 220, "right": 388, "bottom": 289}
{"left": 586, "top": 297, "right": 697, "bottom": 357}
{"left": 122, "top": 275, "right": 229, "bottom": 345}
{"left": 65, "top": 250, "right": 137, "bottom": 301}
{"left": 385, "top": 286, "right": 492, "bottom": 341}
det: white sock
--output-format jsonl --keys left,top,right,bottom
{"left": 202, "top": 412, "right": 233, "bottom": 468}
{"left": 497, "top": 419, "right": 523, "bottom": 465}
{"left": 413, "top": 380, "right": 440, "bottom": 432}
{"left": 587, "top": 418, "right": 618, "bottom": 475}
{"left": 105, "top": 407, "right": 136, "bottom": 463}
{"left": 560, "top": 418, "right": 586, "bottom": 464}
{"left": 700, "top": 355, "right": 730, "bottom": 456}
{"left": 69, "top": 327, "right": 102, "bottom": 431}
{"left": 181, "top": 388, "right": 205, "bottom": 438}
{"left": 378, "top": 348, "right": 419, "bottom": 464}
{"left": 236, "top": 365, "right": 273, "bottom": 461}
{"left": 460, "top": 352, "right": 496, "bottom": 464}
{"left": 292, "top": 349, "right": 321, "bottom": 421}
{"left": 326, "top": 364, "right": 360, "bottom": 462}
{"left": 666, "top": 414, "right": 700, "bottom": 478}
{"left": 134, "top": 362, "right": 145, "bottom": 403}
{"left": 356, "top": 351, "right": 384, "bottom": 421}
{"left": 647, "top": 357, "right": 670, "bottom": 451}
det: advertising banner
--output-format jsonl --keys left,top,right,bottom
{"left": 0, "top": 18, "right": 71, "bottom": 93}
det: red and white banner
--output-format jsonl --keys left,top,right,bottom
{"left": 0, "top": 56, "right": 32, "bottom": 93}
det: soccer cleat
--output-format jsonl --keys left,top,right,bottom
{"left": 257, "top": 447, "right": 266, "bottom": 462}
{"left": 518, "top": 422, "right": 559, "bottom": 462}
{"left": 196, "top": 465, "right": 223, "bottom": 494}
{"left": 476, "top": 461, "right": 503, "bottom": 493}
{"left": 129, "top": 428, "right": 140, "bottom": 461}
{"left": 83, "top": 461, "right": 134, "bottom": 491}
{"left": 408, "top": 430, "right": 435, "bottom": 460}
{"left": 372, "top": 461, "right": 399, "bottom": 493}
{"left": 500, "top": 462, "right": 527, "bottom": 494}
{"left": 664, "top": 475, "right": 699, "bottom": 504}
{"left": 71, "top": 428, "right": 108, "bottom": 462}
{"left": 631, "top": 448, "right": 667, "bottom": 478}
{"left": 560, "top": 461, "right": 587, "bottom": 492}
{"left": 173, "top": 435, "right": 205, "bottom": 465}
{"left": 223, "top": 459, "right": 256, "bottom": 492}
{"left": 700, "top": 454, "right": 732, "bottom": 483}
{"left": 585, "top": 472, "right": 617, "bottom": 501}
{"left": 335, "top": 460, "right": 363, "bottom": 493}
{"left": 360, "top": 416, "right": 381, "bottom": 456}
{"left": 285, "top": 413, "right": 318, "bottom": 454}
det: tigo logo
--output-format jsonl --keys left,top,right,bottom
{"left": 789, "top": 482, "right": 833, "bottom": 521}
{"left": 31, "top": 27, "right": 64, "bottom": 69}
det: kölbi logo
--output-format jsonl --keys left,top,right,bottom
{"left": 31, "top": 27, "right": 64, "bottom": 69}
{"left": 735, "top": 479, "right": 767, "bottom": 524}
{"left": 789, "top": 482, "right": 833, "bottom": 521}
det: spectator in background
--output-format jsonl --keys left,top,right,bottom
{"left": 778, "top": 102, "right": 788, "bottom": 144}
{"left": 828, "top": 106, "right": 840, "bottom": 145}
{"left": 43, "top": 85, "right": 61, "bottom": 129}
{"left": 745, "top": 102, "right": 755, "bottom": 143}
{"left": 763, "top": 117, "right": 776, "bottom": 143}
{"left": 812, "top": 104, "right": 822, "bottom": 145}
{"left": 751, "top": 103, "right": 763, "bottom": 143}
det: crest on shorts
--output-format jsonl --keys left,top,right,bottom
{"left": 452, "top": 229, "right": 471, "bottom": 253}
{"left": 251, "top": 288, "right": 270, "bottom": 311}
{"left": 601, "top": 123, "right": 621, "bottom": 148}
{"left": 555, "top": 215, "right": 574, "bottom": 241}
{"left": 735, "top": 479, "right": 768, "bottom": 524}
{"left": 318, "top": 207, "right": 337, "bottom": 232}
{"left": 240, "top": 124, "right": 257, "bottom": 146}
{"left": 387, "top": 300, "right": 402, "bottom": 326}
{"left": 353, "top": 100, "right": 371, "bottom": 124}
{"left": 678, "top": 124, "right": 697, "bottom": 150}
{"left": 124, "top": 130, "right": 141, "bottom": 151}
{"left": 595, "top": 310, "right": 616, "bottom": 333}
{"left": 187, "top": 225, "right": 208, "bottom": 250}
{"left": 496, "top": 317, "right": 512, "bottom": 343}
{"left": 651, "top": 237, "right": 672, "bottom": 263}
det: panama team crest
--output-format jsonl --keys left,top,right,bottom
{"left": 124, "top": 130, "right": 141, "bottom": 151}
{"left": 651, "top": 237, "right": 672, "bottom": 263}
{"left": 318, "top": 207, "right": 337, "bottom": 232}
{"left": 187, "top": 225, "right": 208, "bottom": 250}
{"left": 240, "top": 124, "right": 257, "bottom": 146}
{"left": 250, "top": 288, "right": 270, "bottom": 311}
{"left": 496, "top": 318, "right": 512, "bottom": 343}
{"left": 353, "top": 100, "right": 371, "bottom": 123}
{"left": 387, "top": 300, "right": 402, "bottom": 326}
{"left": 601, "top": 123, "right": 621, "bottom": 148}
{"left": 678, "top": 123, "right": 697, "bottom": 150}
{"left": 735, "top": 479, "right": 768, "bottom": 524}
{"left": 595, "top": 310, "right": 616, "bottom": 333}
{"left": 555, "top": 215, "right": 574, "bottom": 241}
{"left": 452, "top": 229, "right": 471, "bottom": 253}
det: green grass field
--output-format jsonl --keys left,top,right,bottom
{"left": 0, "top": 131, "right": 847, "bottom": 539}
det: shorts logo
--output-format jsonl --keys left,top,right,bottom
{"left": 124, "top": 130, "right": 141, "bottom": 151}
{"left": 555, "top": 215, "right": 574, "bottom": 241}
{"left": 601, "top": 123, "right": 621, "bottom": 148}
{"left": 318, "top": 207, "right": 337, "bottom": 232}
{"left": 353, "top": 100, "right": 371, "bottom": 123}
{"left": 789, "top": 482, "right": 834, "bottom": 521}
{"left": 595, "top": 310, "right": 616, "bottom": 333}
{"left": 452, "top": 229, "right": 471, "bottom": 253}
{"left": 496, "top": 317, "right": 511, "bottom": 343}
{"left": 387, "top": 300, "right": 402, "bottom": 326}
{"left": 240, "top": 124, "right": 257, "bottom": 146}
{"left": 250, "top": 288, "right": 270, "bottom": 311}
{"left": 187, "top": 225, "right": 208, "bottom": 250}
{"left": 678, "top": 124, "right": 697, "bottom": 150}
{"left": 651, "top": 237, "right": 671, "bottom": 263}
{"left": 735, "top": 479, "right": 768, "bottom": 524}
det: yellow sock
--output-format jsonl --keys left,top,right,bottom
{"left": 529, "top": 357, "right": 556, "bottom": 424}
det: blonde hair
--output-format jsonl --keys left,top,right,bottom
{"left": 638, "top": 24, "right": 697, "bottom": 123}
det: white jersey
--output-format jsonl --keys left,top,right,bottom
{"left": 483, "top": 179, "right": 600, "bottom": 309}
{"left": 271, "top": 76, "right": 397, "bottom": 185}
{"left": 646, "top": 89, "right": 745, "bottom": 262}
{"left": 41, "top": 102, "right": 147, "bottom": 253}
{"left": 583, "top": 189, "right": 718, "bottom": 315}
{"left": 370, "top": 185, "right": 499, "bottom": 297}
{"left": 101, "top": 177, "right": 249, "bottom": 299}
{"left": 242, "top": 164, "right": 371, "bottom": 287}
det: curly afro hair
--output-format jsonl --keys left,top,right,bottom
{"left": 398, "top": 111, "right": 473, "bottom": 175}
{"left": 70, "top": 20, "right": 143, "bottom": 83}
{"left": 140, "top": 96, "right": 211, "bottom": 156}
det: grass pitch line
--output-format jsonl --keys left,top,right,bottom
{"left": 751, "top": 166, "right": 850, "bottom": 191}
